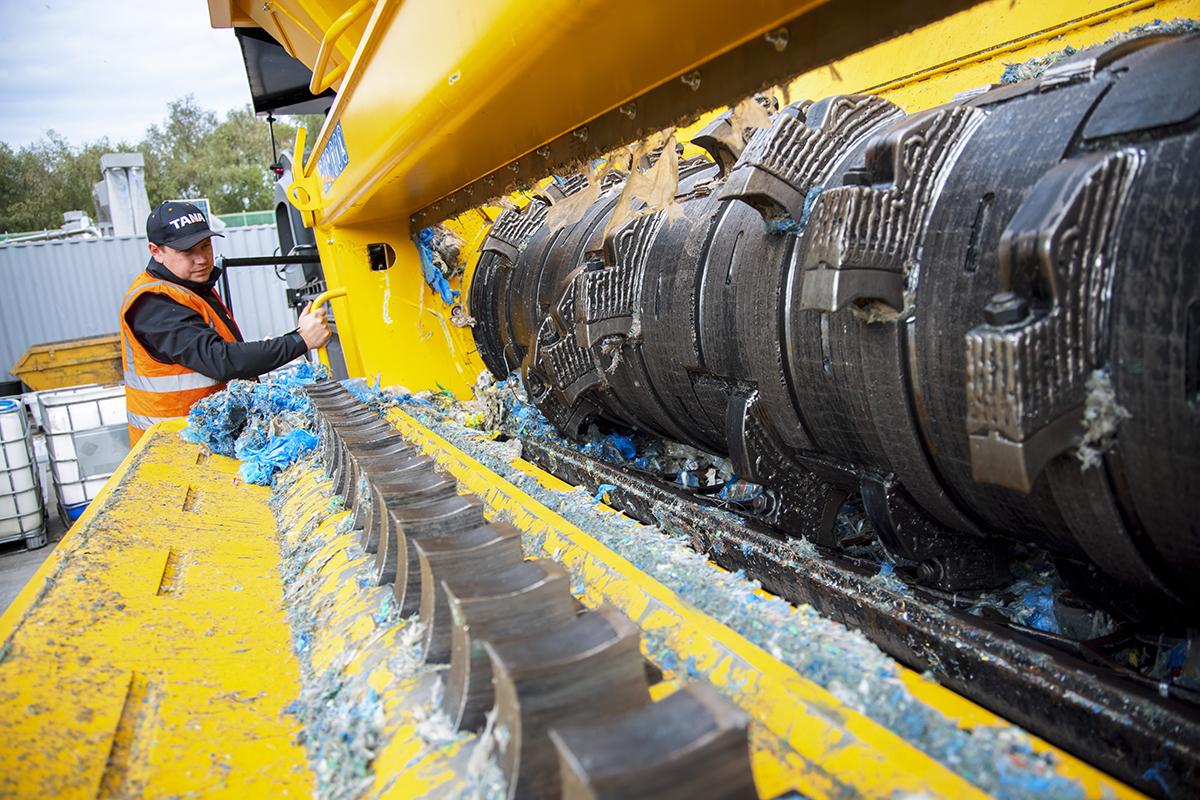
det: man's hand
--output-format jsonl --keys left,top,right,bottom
{"left": 298, "top": 302, "right": 333, "bottom": 349}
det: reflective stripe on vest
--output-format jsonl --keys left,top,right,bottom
{"left": 128, "top": 411, "right": 184, "bottom": 429}
{"left": 122, "top": 370, "right": 222, "bottom": 393}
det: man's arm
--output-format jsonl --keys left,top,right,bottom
{"left": 128, "top": 294, "right": 308, "bottom": 382}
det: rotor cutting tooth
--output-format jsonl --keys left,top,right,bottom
{"left": 337, "top": 429, "right": 410, "bottom": 473}
{"left": 383, "top": 485, "right": 487, "bottom": 617}
{"left": 690, "top": 108, "right": 749, "bottom": 177}
{"left": 309, "top": 396, "right": 364, "bottom": 414}
{"left": 442, "top": 559, "right": 575, "bottom": 731}
{"left": 348, "top": 440, "right": 418, "bottom": 465}
{"left": 303, "top": 381, "right": 350, "bottom": 397}
{"left": 485, "top": 606, "right": 651, "bottom": 799}
{"left": 317, "top": 408, "right": 379, "bottom": 425}
{"left": 343, "top": 446, "right": 422, "bottom": 525}
{"left": 307, "top": 394, "right": 356, "bottom": 410}
{"left": 314, "top": 414, "right": 399, "bottom": 491}
{"left": 370, "top": 470, "right": 461, "bottom": 564}
{"left": 372, "top": 494, "right": 487, "bottom": 586}
{"left": 308, "top": 411, "right": 340, "bottom": 475}
{"left": 352, "top": 449, "right": 427, "bottom": 478}
{"left": 413, "top": 524, "right": 525, "bottom": 664}
{"left": 355, "top": 456, "right": 438, "bottom": 547}
{"left": 549, "top": 682, "right": 756, "bottom": 800}
{"left": 332, "top": 440, "right": 356, "bottom": 498}
{"left": 376, "top": 470, "right": 458, "bottom": 506}
{"left": 330, "top": 421, "right": 398, "bottom": 442}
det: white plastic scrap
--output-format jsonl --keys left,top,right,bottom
{"left": 1076, "top": 368, "right": 1131, "bottom": 470}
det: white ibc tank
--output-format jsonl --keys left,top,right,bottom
{"left": 0, "top": 398, "right": 46, "bottom": 547}
{"left": 38, "top": 384, "right": 129, "bottom": 523}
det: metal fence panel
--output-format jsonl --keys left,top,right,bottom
{"left": 0, "top": 226, "right": 296, "bottom": 383}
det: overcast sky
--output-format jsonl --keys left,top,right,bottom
{"left": 0, "top": 1, "right": 253, "bottom": 148}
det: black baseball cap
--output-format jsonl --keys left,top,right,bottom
{"left": 146, "top": 201, "right": 225, "bottom": 250}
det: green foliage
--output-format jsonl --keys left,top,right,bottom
{"left": 0, "top": 95, "right": 321, "bottom": 233}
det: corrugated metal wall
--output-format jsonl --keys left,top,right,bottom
{"left": 0, "top": 226, "right": 296, "bottom": 383}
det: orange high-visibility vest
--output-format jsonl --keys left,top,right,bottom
{"left": 119, "top": 271, "right": 239, "bottom": 444}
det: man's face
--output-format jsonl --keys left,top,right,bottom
{"left": 149, "top": 238, "right": 214, "bottom": 283}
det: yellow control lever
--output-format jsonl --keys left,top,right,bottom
{"left": 306, "top": 288, "right": 348, "bottom": 369}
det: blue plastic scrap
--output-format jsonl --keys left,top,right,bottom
{"left": 416, "top": 227, "right": 460, "bottom": 306}
{"left": 342, "top": 375, "right": 398, "bottom": 412}
{"left": 605, "top": 433, "right": 637, "bottom": 460}
{"left": 717, "top": 479, "right": 763, "bottom": 504}
{"left": 237, "top": 429, "right": 318, "bottom": 485}
{"left": 183, "top": 363, "right": 328, "bottom": 485}
{"left": 1017, "top": 584, "right": 1060, "bottom": 634}
{"left": 594, "top": 483, "right": 618, "bottom": 503}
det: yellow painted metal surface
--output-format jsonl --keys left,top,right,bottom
{"left": 0, "top": 421, "right": 311, "bottom": 798}
{"left": 386, "top": 407, "right": 1143, "bottom": 800}
{"left": 308, "top": 217, "right": 484, "bottom": 394}
{"left": 778, "top": 0, "right": 1200, "bottom": 110}
{"left": 11, "top": 333, "right": 122, "bottom": 391}
{"left": 220, "top": 0, "right": 824, "bottom": 226}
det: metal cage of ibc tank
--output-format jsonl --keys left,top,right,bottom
{"left": 36, "top": 384, "right": 129, "bottom": 525}
{"left": 0, "top": 397, "right": 46, "bottom": 548}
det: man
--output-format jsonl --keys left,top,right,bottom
{"left": 119, "top": 201, "right": 332, "bottom": 444}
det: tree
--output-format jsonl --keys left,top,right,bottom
{"left": 0, "top": 133, "right": 133, "bottom": 232}
{"left": 140, "top": 98, "right": 272, "bottom": 212}
{"left": 0, "top": 96, "right": 323, "bottom": 232}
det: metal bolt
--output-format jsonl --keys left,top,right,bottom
{"left": 681, "top": 71, "right": 702, "bottom": 91}
{"left": 917, "top": 559, "right": 943, "bottom": 584}
{"left": 751, "top": 492, "right": 776, "bottom": 516}
{"left": 619, "top": 103, "right": 637, "bottom": 119}
{"left": 984, "top": 291, "right": 1030, "bottom": 326}
{"left": 765, "top": 27, "right": 789, "bottom": 52}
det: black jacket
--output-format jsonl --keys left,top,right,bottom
{"left": 126, "top": 259, "right": 307, "bottom": 382}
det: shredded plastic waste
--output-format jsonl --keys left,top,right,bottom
{"left": 961, "top": 552, "right": 1095, "bottom": 638}
{"left": 594, "top": 483, "right": 617, "bottom": 503}
{"left": 1015, "top": 584, "right": 1059, "bottom": 634}
{"left": 1076, "top": 368, "right": 1131, "bottom": 470}
{"left": 415, "top": 226, "right": 462, "bottom": 306}
{"left": 999, "top": 18, "right": 1200, "bottom": 83}
{"left": 763, "top": 184, "right": 823, "bottom": 234}
{"left": 271, "top": 462, "right": 504, "bottom": 799}
{"left": 183, "top": 362, "right": 329, "bottom": 485}
{"left": 343, "top": 375, "right": 400, "bottom": 413}
{"left": 717, "top": 479, "right": 763, "bottom": 504}
{"left": 237, "top": 428, "right": 319, "bottom": 485}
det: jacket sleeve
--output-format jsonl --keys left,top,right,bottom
{"left": 127, "top": 294, "right": 308, "bottom": 382}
